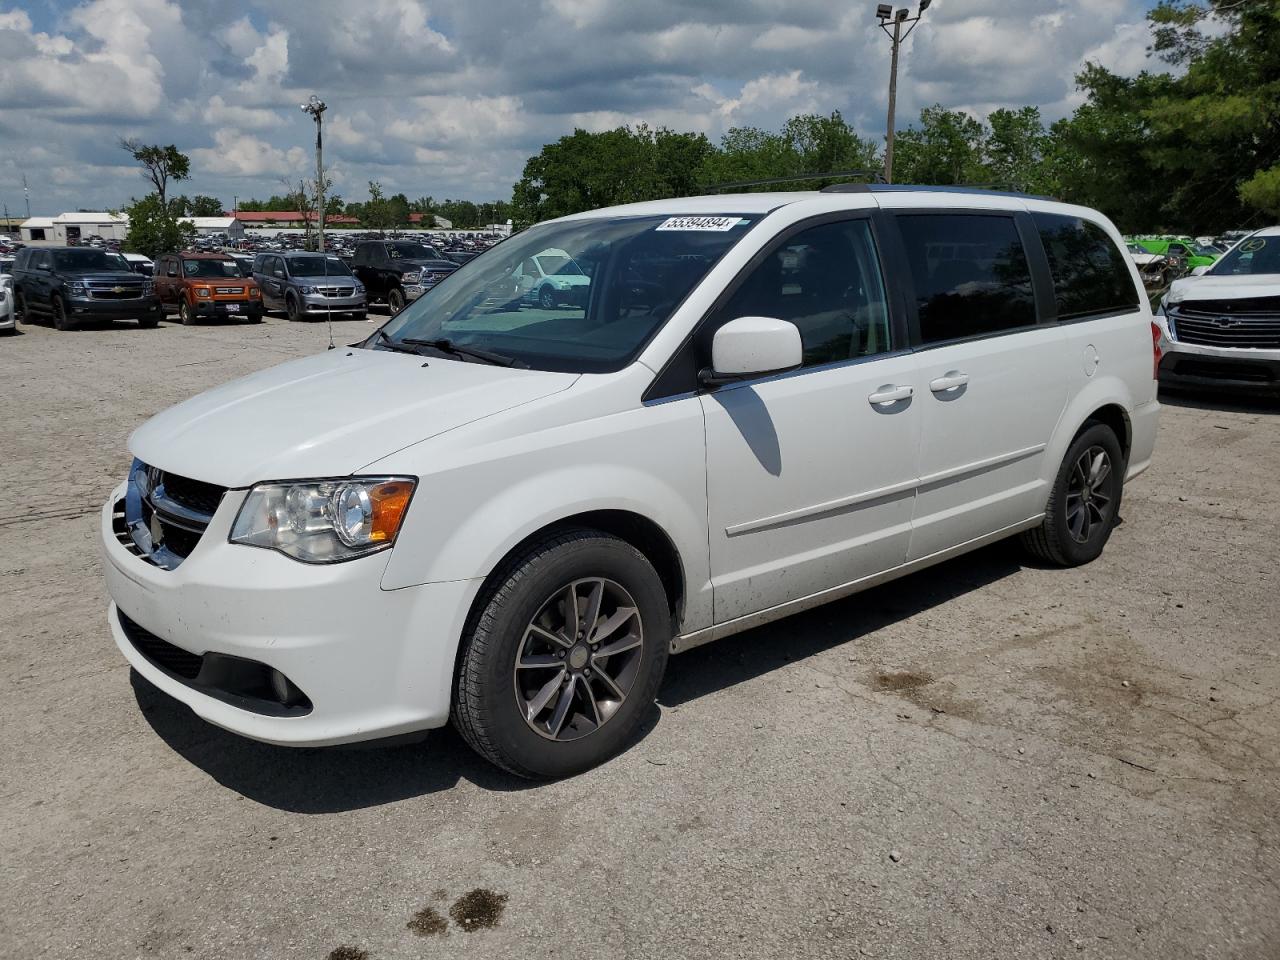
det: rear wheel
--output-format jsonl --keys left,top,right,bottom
{"left": 387, "top": 286, "right": 406, "bottom": 315}
{"left": 452, "top": 529, "right": 671, "bottom": 779}
{"left": 1022, "top": 422, "right": 1124, "bottom": 567}
{"left": 52, "top": 295, "right": 73, "bottom": 331}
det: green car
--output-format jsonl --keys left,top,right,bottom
{"left": 1130, "top": 236, "right": 1222, "bottom": 270}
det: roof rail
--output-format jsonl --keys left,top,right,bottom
{"left": 819, "top": 183, "right": 1055, "bottom": 201}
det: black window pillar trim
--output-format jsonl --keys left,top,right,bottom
{"left": 642, "top": 208, "right": 893, "bottom": 404}
{"left": 1015, "top": 210, "right": 1058, "bottom": 325}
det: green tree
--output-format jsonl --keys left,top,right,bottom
{"left": 892, "top": 105, "right": 989, "bottom": 186}
{"left": 184, "top": 195, "right": 224, "bottom": 217}
{"left": 387, "top": 192, "right": 412, "bottom": 228}
{"left": 122, "top": 194, "right": 193, "bottom": 260}
{"left": 361, "top": 181, "right": 394, "bottom": 234}
{"left": 119, "top": 140, "right": 190, "bottom": 207}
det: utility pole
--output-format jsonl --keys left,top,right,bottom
{"left": 301, "top": 95, "right": 327, "bottom": 252}
{"left": 876, "top": 1, "right": 931, "bottom": 184}
{"left": 22, "top": 172, "right": 30, "bottom": 218}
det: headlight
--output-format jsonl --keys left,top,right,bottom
{"left": 142, "top": 280, "right": 154, "bottom": 296}
{"left": 248, "top": 287, "right": 260, "bottom": 298}
{"left": 402, "top": 272, "right": 421, "bottom": 284}
{"left": 298, "top": 285, "right": 315, "bottom": 295}
{"left": 229, "top": 477, "right": 415, "bottom": 563}
{"left": 66, "top": 281, "right": 88, "bottom": 298}
{"left": 354, "top": 283, "right": 365, "bottom": 293}
{"left": 195, "top": 287, "right": 211, "bottom": 298}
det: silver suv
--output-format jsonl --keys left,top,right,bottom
{"left": 253, "top": 252, "right": 367, "bottom": 322}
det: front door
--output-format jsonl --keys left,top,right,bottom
{"left": 701, "top": 216, "right": 921, "bottom": 625}
{"left": 890, "top": 212, "right": 1068, "bottom": 560}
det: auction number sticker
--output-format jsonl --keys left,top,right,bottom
{"left": 655, "top": 216, "right": 744, "bottom": 232}
{"left": 1241, "top": 238, "right": 1267, "bottom": 252}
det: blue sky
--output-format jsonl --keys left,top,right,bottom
{"left": 0, "top": 0, "right": 1174, "bottom": 217}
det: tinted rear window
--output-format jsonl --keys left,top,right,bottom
{"left": 1034, "top": 213, "right": 1139, "bottom": 320}
{"left": 897, "top": 214, "right": 1036, "bottom": 344}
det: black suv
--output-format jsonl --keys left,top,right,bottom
{"left": 11, "top": 247, "right": 163, "bottom": 330}
{"left": 350, "top": 240, "right": 457, "bottom": 314}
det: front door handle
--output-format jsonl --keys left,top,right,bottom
{"left": 929, "top": 371, "right": 969, "bottom": 393}
{"left": 868, "top": 384, "right": 914, "bottom": 406}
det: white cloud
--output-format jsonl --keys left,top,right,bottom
{"left": 190, "top": 129, "right": 308, "bottom": 179}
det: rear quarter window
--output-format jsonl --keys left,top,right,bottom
{"left": 1034, "top": 213, "right": 1140, "bottom": 320}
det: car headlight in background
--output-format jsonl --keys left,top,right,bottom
{"left": 195, "top": 287, "right": 211, "bottom": 298}
{"left": 402, "top": 272, "right": 422, "bottom": 284}
{"left": 298, "top": 285, "right": 315, "bottom": 295}
{"left": 142, "top": 280, "right": 154, "bottom": 296}
{"left": 229, "top": 477, "right": 416, "bottom": 563}
{"left": 65, "top": 281, "right": 89, "bottom": 298}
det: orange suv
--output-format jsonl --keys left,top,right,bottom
{"left": 154, "top": 251, "right": 263, "bottom": 324}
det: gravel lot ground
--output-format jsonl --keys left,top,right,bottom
{"left": 2, "top": 313, "right": 1278, "bottom": 960}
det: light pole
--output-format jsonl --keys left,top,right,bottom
{"left": 877, "top": 0, "right": 930, "bottom": 184}
{"left": 300, "top": 95, "right": 327, "bottom": 252}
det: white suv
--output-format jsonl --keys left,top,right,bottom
{"left": 1155, "top": 226, "right": 1280, "bottom": 396}
{"left": 101, "top": 187, "right": 1160, "bottom": 777}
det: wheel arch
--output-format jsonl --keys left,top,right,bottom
{"left": 463, "top": 509, "right": 687, "bottom": 638}
{"left": 1083, "top": 402, "right": 1132, "bottom": 462}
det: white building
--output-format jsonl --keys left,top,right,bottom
{"left": 21, "top": 213, "right": 128, "bottom": 245}
{"left": 189, "top": 216, "right": 245, "bottom": 240}
{"left": 19, "top": 217, "right": 55, "bottom": 243}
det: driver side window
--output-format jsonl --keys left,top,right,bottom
{"left": 711, "top": 219, "right": 892, "bottom": 368}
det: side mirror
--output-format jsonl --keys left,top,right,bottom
{"left": 1190, "top": 265, "right": 1210, "bottom": 277}
{"left": 699, "top": 316, "right": 803, "bottom": 388}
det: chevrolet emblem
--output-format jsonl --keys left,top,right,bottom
{"left": 112, "top": 285, "right": 125, "bottom": 294}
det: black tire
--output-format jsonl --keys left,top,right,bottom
{"left": 178, "top": 300, "right": 195, "bottom": 326}
{"left": 452, "top": 529, "right": 671, "bottom": 779}
{"left": 539, "top": 286, "right": 556, "bottom": 310}
{"left": 1022, "top": 422, "right": 1125, "bottom": 567}
{"left": 285, "top": 295, "right": 302, "bottom": 322}
{"left": 52, "top": 295, "right": 73, "bottom": 331}
{"left": 387, "top": 286, "right": 406, "bottom": 315}
{"left": 15, "top": 290, "right": 30, "bottom": 324}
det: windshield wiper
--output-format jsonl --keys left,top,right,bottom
{"left": 402, "top": 337, "right": 528, "bottom": 368}
{"left": 366, "top": 328, "right": 425, "bottom": 355}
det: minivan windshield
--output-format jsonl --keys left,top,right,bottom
{"left": 287, "top": 255, "right": 352, "bottom": 277}
{"left": 377, "top": 214, "right": 759, "bottom": 373}
{"left": 53, "top": 249, "right": 130, "bottom": 272}
{"left": 1210, "top": 235, "right": 1280, "bottom": 276}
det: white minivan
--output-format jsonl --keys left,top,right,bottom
{"left": 101, "top": 187, "right": 1160, "bottom": 777}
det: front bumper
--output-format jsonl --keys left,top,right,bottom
{"left": 1157, "top": 335, "right": 1280, "bottom": 397}
{"left": 193, "top": 299, "right": 263, "bottom": 320}
{"left": 100, "top": 483, "right": 480, "bottom": 746}
{"left": 68, "top": 297, "right": 163, "bottom": 321}
{"left": 303, "top": 294, "right": 365, "bottom": 314}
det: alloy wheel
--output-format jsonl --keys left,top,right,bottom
{"left": 1065, "top": 446, "right": 1113, "bottom": 544}
{"left": 512, "top": 578, "right": 644, "bottom": 742}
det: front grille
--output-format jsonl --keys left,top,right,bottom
{"left": 316, "top": 286, "right": 355, "bottom": 297}
{"left": 86, "top": 280, "right": 145, "bottom": 301}
{"left": 123, "top": 462, "right": 227, "bottom": 568}
{"left": 119, "top": 610, "right": 203, "bottom": 679}
{"left": 214, "top": 287, "right": 244, "bottom": 295}
{"left": 1171, "top": 299, "right": 1280, "bottom": 349}
{"left": 90, "top": 288, "right": 144, "bottom": 300}
{"left": 161, "top": 471, "right": 225, "bottom": 516}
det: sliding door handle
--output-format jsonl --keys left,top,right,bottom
{"left": 868, "top": 384, "right": 914, "bottom": 406}
{"left": 929, "top": 371, "right": 969, "bottom": 393}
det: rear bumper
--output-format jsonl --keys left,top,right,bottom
{"left": 68, "top": 297, "right": 163, "bottom": 320}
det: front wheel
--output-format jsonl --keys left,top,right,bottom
{"left": 178, "top": 300, "right": 195, "bottom": 326}
{"left": 452, "top": 530, "right": 671, "bottom": 779}
{"left": 1022, "top": 422, "right": 1124, "bottom": 567}
{"left": 539, "top": 286, "right": 556, "bottom": 310}
{"left": 52, "top": 295, "right": 73, "bottom": 331}
{"left": 15, "top": 291, "right": 30, "bottom": 324}
{"left": 387, "top": 286, "right": 406, "bottom": 315}
{"left": 285, "top": 296, "right": 301, "bottom": 322}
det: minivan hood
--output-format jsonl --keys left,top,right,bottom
{"left": 130, "top": 349, "right": 578, "bottom": 488}
{"left": 1168, "top": 274, "right": 1280, "bottom": 302}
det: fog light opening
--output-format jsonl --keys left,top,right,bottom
{"left": 270, "top": 669, "right": 303, "bottom": 707}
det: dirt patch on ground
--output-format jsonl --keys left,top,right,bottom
{"left": 873, "top": 671, "right": 933, "bottom": 693}
{"left": 449, "top": 888, "right": 509, "bottom": 932}
{"left": 327, "top": 946, "right": 369, "bottom": 960}
{"left": 407, "top": 905, "right": 449, "bottom": 937}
